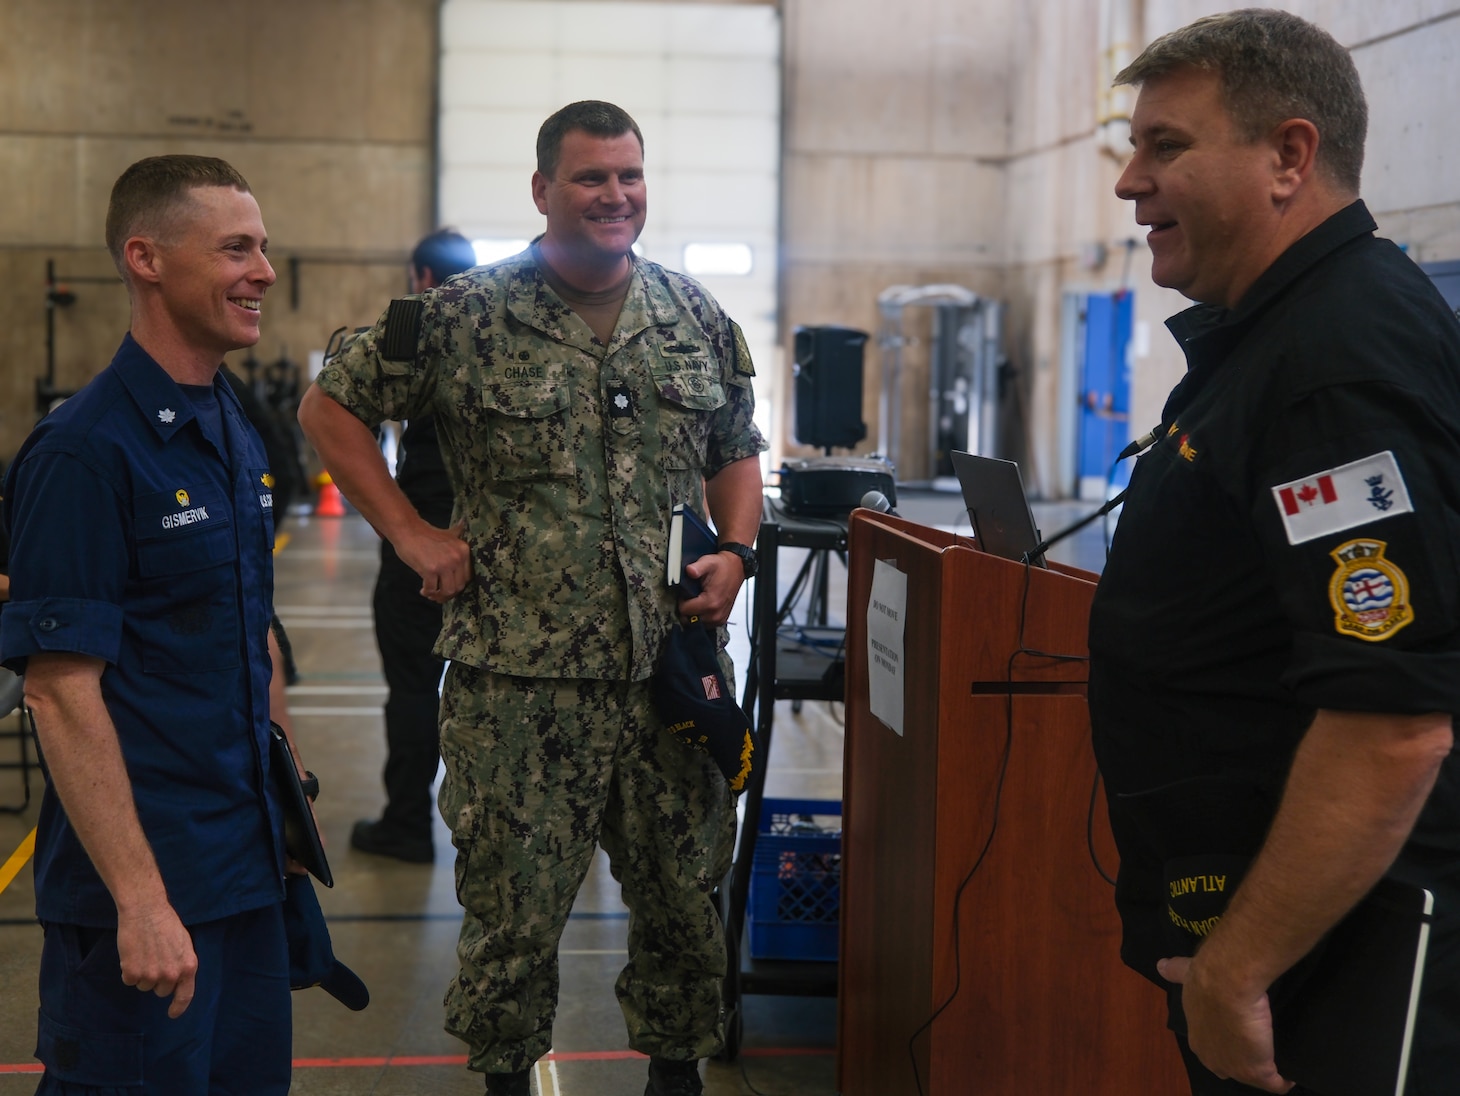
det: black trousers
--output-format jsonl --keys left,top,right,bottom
{"left": 1175, "top": 1033, "right": 1319, "bottom": 1096}
{"left": 370, "top": 536, "right": 446, "bottom": 837}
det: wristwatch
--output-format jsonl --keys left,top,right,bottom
{"left": 718, "top": 541, "right": 759, "bottom": 579}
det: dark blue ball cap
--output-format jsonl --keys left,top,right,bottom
{"left": 651, "top": 619, "right": 758, "bottom": 792}
{"left": 283, "top": 874, "right": 370, "bottom": 1011}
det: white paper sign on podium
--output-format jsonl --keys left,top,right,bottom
{"left": 867, "top": 558, "right": 908, "bottom": 735}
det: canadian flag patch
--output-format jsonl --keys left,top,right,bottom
{"left": 1270, "top": 451, "right": 1413, "bottom": 545}
{"left": 701, "top": 674, "right": 721, "bottom": 701}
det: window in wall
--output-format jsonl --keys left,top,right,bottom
{"left": 683, "top": 243, "right": 754, "bottom": 277}
{"left": 472, "top": 238, "right": 531, "bottom": 265}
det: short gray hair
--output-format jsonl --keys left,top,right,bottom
{"left": 1115, "top": 8, "right": 1366, "bottom": 192}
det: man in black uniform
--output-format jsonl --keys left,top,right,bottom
{"left": 1089, "top": 10, "right": 1460, "bottom": 1095}
{"left": 351, "top": 228, "right": 478, "bottom": 863}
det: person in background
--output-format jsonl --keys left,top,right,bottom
{"left": 1088, "top": 11, "right": 1460, "bottom": 1094}
{"left": 297, "top": 100, "right": 766, "bottom": 1096}
{"left": 1, "top": 155, "right": 304, "bottom": 1093}
{"left": 351, "top": 228, "right": 479, "bottom": 864}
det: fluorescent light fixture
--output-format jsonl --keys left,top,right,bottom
{"left": 471, "top": 238, "right": 530, "bottom": 264}
{"left": 683, "top": 243, "right": 753, "bottom": 276}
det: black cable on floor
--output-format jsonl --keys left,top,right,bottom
{"left": 737, "top": 1055, "right": 773, "bottom": 1096}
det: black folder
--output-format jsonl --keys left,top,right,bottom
{"left": 1272, "top": 878, "right": 1433, "bottom": 1096}
{"left": 666, "top": 503, "right": 718, "bottom": 598}
{"left": 269, "top": 721, "right": 333, "bottom": 888}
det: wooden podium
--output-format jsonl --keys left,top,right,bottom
{"left": 836, "top": 510, "right": 1184, "bottom": 1095}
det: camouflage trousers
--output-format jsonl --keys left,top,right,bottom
{"left": 438, "top": 663, "right": 737, "bottom": 1073}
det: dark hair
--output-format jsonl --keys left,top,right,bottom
{"left": 105, "top": 155, "right": 253, "bottom": 275}
{"left": 535, "top": 100, "right": 644, "bottom": 178}
{"left": 1115, "top": 8, "right": 1367, "bottom": 192}
{"left": 411, "top": 228, "right": 477, "bottom": 284}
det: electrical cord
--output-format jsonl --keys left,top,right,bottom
{"left": 737, "top": 1056, "right": 773, "bottom": 1096}
{"left": 1087, "top": 767, "right": 1116, "bottom": 887}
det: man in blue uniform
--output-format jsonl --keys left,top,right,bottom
{"left": 1090, "top": 11, "right": 1460, "bottom": 1095}
{"left": 2, "top": 155, "right": 300, "bottom": 1094}
{"left": 352, "top": 228, "right": 479, "bottom": 864}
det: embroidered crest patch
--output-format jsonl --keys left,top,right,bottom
{"left": 1327, "top": 538, "right": 1413, "bottom": 642}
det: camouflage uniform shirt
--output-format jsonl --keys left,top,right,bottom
{"left": 315, "top": 250, "right": 766, "bottom": 681}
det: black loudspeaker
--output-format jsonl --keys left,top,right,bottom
{"left": 792, "top": 325, "right": 869, "bottom": 450}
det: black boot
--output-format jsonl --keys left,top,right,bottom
{"left": 350, "top": 816, "right": 433, "bottom": 863}
{"left": 645, "top": 1057, "right": 703, "bottom": 1096}
{"left": 484, "top": 1068, "right": 531, "bottom": 1096}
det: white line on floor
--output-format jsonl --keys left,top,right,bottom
{"left": 558, "top": 949, "right": 629, "bottom": 956}
{"left": 286, "top": 685, "right": 388, "bottom": 695}
{"left": 275, "top": 605, "right": 372, "bottom": 615}
{"left": 287, "top": 706, "right": 386, "bottom": 717}
{"left": 274, "top": 549, "right": 381, "bottom": 561}
{"left": 274, "top": 621, "right": 376, "bottom": 630}
{"left": 535, "top": 1055, "right": 562, "bottom": 1096}
{"left": 760, "top": 768, "right": 844, "bottom": 776}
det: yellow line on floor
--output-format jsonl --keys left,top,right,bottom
{"left": 0, "top": 829, "right": 36, "bottom": 896}
{"left": 273, "top": 530, "right": 292, "bottom": 555}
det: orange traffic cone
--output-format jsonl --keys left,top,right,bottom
{"left": 315, "top": 472, "right": 346, "bottom": 517}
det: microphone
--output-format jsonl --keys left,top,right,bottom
{"left": 860, "top": 490, "right": 897, "bottom": 515}
{"left": 1117, "top": 423, "right": 1166, "bottom": 461}
{"left": 1023, "top": 489, "right": 1128, "bottom": 565}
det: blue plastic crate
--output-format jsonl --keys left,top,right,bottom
{"left": 748, "top": 797, "right": 842, "bottom": 962}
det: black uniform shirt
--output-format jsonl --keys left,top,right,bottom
{"left": 1088, "top": 201, "right": 1460, "bottom": 975}
{"left": 395, "top": 415, "right": 454, "bottom": 530}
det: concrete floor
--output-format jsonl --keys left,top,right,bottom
{"left": 0, "top": 487, "right": 1105, "bottom": 1095}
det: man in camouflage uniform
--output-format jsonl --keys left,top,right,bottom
{"left": 297, "top": 101, "right": 766, "bottom": 1096}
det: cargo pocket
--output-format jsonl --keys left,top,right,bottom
{"left": 481, "top": 383, "right": 575, "bottom": 482}
{"left": 35, "top": 1009, "right": 144, "bottom": 1088}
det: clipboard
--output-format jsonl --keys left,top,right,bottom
{"left": 269, "top": 721, "right": 333, "bottom": 888}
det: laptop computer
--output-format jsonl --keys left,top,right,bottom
{"left": 948, "top": 451, "right": 1046, "bottom": 567}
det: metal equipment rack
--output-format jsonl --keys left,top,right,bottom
{"left": 718, "top": 497, "right": 848, "bottom": 1059}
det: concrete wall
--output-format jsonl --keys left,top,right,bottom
{"left": 1108, "top": 3, "right": 1460, "bottom": 499}
{"left": 0, "top": 0, "right": 438, "bottom": 463}
{"left": 780, "top": 0, "right": 1012, "bottom": 478}
{"left": 779, "top": 0, "right": 1460, "bottom": 496}
{"left": 2, "top": 0, "right": 1457, "bottom": 502}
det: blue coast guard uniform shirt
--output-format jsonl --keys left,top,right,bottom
{"left": 1, "top": 333, "right": 286, "bottom": 926}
